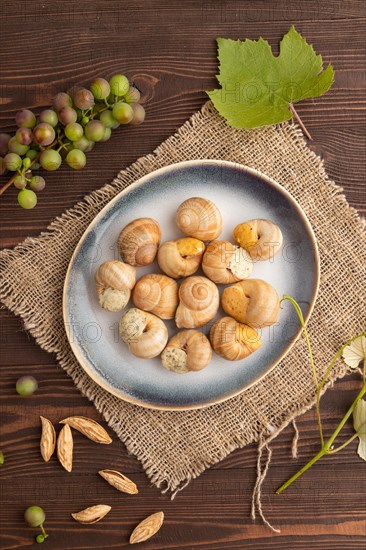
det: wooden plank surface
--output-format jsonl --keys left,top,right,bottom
{"left": 0, "top": 1, "right": 365, "bottom": 548}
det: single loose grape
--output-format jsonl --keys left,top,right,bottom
{"left": 0, "top": 133, "right": 11, "bottom": 156}
{"left": 58, "top": 107, "right": 77, "bottom": 126}
{"left": 0, "top": 157, "right": 7, "bottom": 176}
{"left": 30, "top": 175, "right": 46, "bottom": 192}
{"left": 16, "top": 375, "right": 38, "bottom": 394}
{"left": 15, "top": 127, "right": 33, "bottom": 146}
{"left": 53, "top": 92, "right": 72, "bottom": 112}
{"left": 130, "top": 103, "right": 146, "bottom": 125}
{"left": 84, "top": 120, "right": 105, "bottom": 142}
{"left": 24, "top": 506, "right": 45, "bottom": 528}
{"left": 16, "top": 109, "right": 36, "bottom": 129}
{"left": 66, "top": 149, "right": 86, "bottom": 170}
{"left": 73, "top": 88, "right": 94, "bottom": 110}
{"left": 4, "top": 153, "right": 22, "bottom": 171}
{"left": 99, "top": 109, "right": 116, "bottom": 129}
{"left": 72, "top": 136, "right": 91, "bottom": 152}
{"left": 18, "top": 189, "right": 37, "bottom": 209}
{"left": 0, "top": 451, "right": 4, "bottom": 465}
{"left": 64, "top": 122, "right": 84, "bottom": 141}
{"left": 101, "top": 127, "right": 111, "bottom": 142}
{"left": 113, "top": 102, "right": 133, "bottom": 124}
{"left": 90, "top": 77, "right": 110, "bottom": 100}
{"left": 8, "top": 136, "right": 30, "bottom": 156}
{"left": 14, "top": 174, "right": 27, "bottom": 189}
{"left": 33, "top": 123, "right": 55, "bottom": 147}
{"left": 26, "top": 149, "right": 39, "bottom": 160}
{"left": 39, "top": 109, "right": 58, "bottom": 127}
{"left": 124, "top": 86, "right": 141, "bottom": 104}
{"left": 39, "top": 149, "right": 62, "bottom": 171}
{"left": 109, "top": 74, "right": 129, "bottom": 97}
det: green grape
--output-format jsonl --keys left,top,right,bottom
{"left": 53, "top": 92, "right": 72, "bottom": 112}
{"left": 16, "top": 109, "right": 36, "bottom": 129}
{"left": 39, "top": 109, "right": 58, "bottom": 127}
{"left": 109, "top": 74, "right": 129, "bottom": 97}
{"left": 112, "top": 101, "right": 133, "bottom": 124}
{"left": 0, "top": 133, "right": 11, "bottom": 156}
{"left": 33, "top": 123, "right": 55, "bottom": 147}
{"left": 40, "top": 149, "right": 62, "bottom": 171}
{"left": 0, "top": 157, "right": 7, "bottom": 176}
{"left": 15, "top": 127, "right": 33, "bottom": 146}
{"left": 32, "top": 162, "right": 41, "bottom": 170}
{"left": 36, "top": 534, "right": 45, "bottom": 544}
{"left": 17, "top": 189, "right": 37, "bottom": 209}
{"left": 85, "top": 140, "right": 95, "bottom": 152}
{"left": 130, "top": 103, "right": 146, "bottom": 125}
{"left": 30, "top": 175, "right": 46, "bottom": 192}
{"left": 72, "top": 136, "right": 91, "bottom": 152}
{"left": 4, "top": 153, "right": 22, "bottom": 171}
{"left": 101, "top": 127, "right": 111, "bottom": 142}
{"left": 58, "top": 106, "right": 77, "bottom": 125}
{"left": 8, "top": 136, "right": 30, "bottom": 155}
{"left": 66, "top": 149, "right": 86, "bottom": 170}
{"left": 99, "top": 109, "right": 116, "bottom": 129}
{"left": 124, "top": 86, "right": 141, "bottom": 104}
{"left": 84, "top": 120, "right": 105, "bottom": 142}
{"left": 81, "top": 116, "right": 90, "bottom": 125}
{"left": 24, "top": 506, "right": 45, "bottom": 527}
{"left": 14, "top": 174, "right": 27, "bottom": 189}
{"left": 111, "top": 120, "right": 120, "bottom": 130}
{"left": 23, "top": 157, "right": 31, "bottom": 169}
{"left": 64, "top": 122, "right": 83, "bottom": 141}
{"left": 90, "top": 77, "right": 110, "bottom": 100}
{"left": 73, "top": 88, "right": 94, "bottom": 110}
{"left": 26, "top": 149, "right": 38, "bottom": 160}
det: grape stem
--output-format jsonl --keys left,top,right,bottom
{"left": 39, "top": 524, "right": 48, "bottom": 539}
{"left": 289, "top": 103, "right": 313, "bottom": 140}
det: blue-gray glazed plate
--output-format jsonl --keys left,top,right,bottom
{"left": 63, "top": 160, "right": 319, "bottom": 410}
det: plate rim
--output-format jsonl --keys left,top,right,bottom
{"left": 63, "top": 159, "right": 320, "bottom": 411}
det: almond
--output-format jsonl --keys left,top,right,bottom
{"left": 40, "top": 416, "right": 56, "bottom": 462}
{"left": 99, "top": 469, "right": 138, "bottom": 495}
{"left": 60, "top": 416, "right": 112, "bottom": 444}
{"left": 71, "top": 504, "right": 111, "bottom": 524}
{"left": 130, "top": 511, "right": 164, "bottom": 544}
{"left": 57, "top": 424, "right": 73, "bottom": 472}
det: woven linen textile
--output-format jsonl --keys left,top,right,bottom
{"left": 1, "top": 102, "right": 365, "bottom": 496}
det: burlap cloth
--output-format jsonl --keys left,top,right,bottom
{"left": 1, "top": 102, "right": 365, "bottom": 504}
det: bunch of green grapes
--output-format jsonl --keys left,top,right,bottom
{"left": 0, "top": 74, "right": 145, "bottom": 209}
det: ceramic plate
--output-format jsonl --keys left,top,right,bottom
{"left": 63, "top": 160, "right": 319, "bottom": 410}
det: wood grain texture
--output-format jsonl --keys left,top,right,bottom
{"left": 0, "top": 1, "right": 365, "bottom": 548}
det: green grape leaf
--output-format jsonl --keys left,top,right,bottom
{"left": 207, "top": 25, "right": 335, "bottom": 129}
{"left": 353, "top": 399, "right": 366, "bottom": 462}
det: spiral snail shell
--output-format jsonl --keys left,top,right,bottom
{"left": 233, "top": 219, "right": 283, "bottom": 261}
{"left": 118, "top": 217, "right": 161, "bottom": 266}
{"left": 176, "top": 197, "right": 222, "bottom": 241}
{"left": 157, "top": 237, "right": 205, "bottom": 279}
{"left": 202, "top": 240, "right": 253, "bottom": 284}
{"left": 119, "top": 308, "right": 168, "bottom": 359}
{"left": 221, "top": 279, "right": 280, "bottom": 328}
{"left": 161, "top": 330, "right": 212, "bottom": 374}
{"left": 175, "top": 276, "right": 219, "bottom": 328}
{"left": 95, "top": 260, "right": 136, "bottom": 312}
{"left": 210, "top": 317, "right": 261, "bottom": 361}
{"left": 132, "top": 273, "right": 179, "bottom": 319}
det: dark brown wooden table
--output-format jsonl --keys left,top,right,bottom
{"left": 1, "top": 1, "right": 365, "bottom": 548}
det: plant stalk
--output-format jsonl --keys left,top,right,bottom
{"left": 289, "top": 103, "right": 313, "bottom": 140}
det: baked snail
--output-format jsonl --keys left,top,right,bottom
{"left": 233, "top": 219, "right": 283, "bottom": 261}
{"left": 176, "top": 197, "right": 222, "bottom": 241}
{"left": 175, "top": 276, "right": 219, "bottom": 328}
{"left": 157, "top": 237, "right": 205, "bottom": 279}
{"left": 202, "top": 240, "right": 253, "bottom": 284}
{"left": 95, "top": 260, "right": 136, "bottom": 312}
{"left": 119, "top": 308, "right": 168, "bottom": 359}
{"left": 118, "top": 217, "right": 161, "bottom": 266}
{"left": 210, "top": 317, "right": 261, "bottom": 361}
{"left": 161, "top": 330, "right": 212, "bottom": 374}
{"left": 132, "top": 273, "right": 179, "bottom": 319}
{"left": 221, "top": 279, "right": 280, "bottom": 328}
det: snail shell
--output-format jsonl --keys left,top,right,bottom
{"left": 119, "top": 308, "right": 168, "bottom": 359}
{"left": 157, "top": 237, "right": 205, "bottom": 279}
{"left": 132, "top": 273, "right": 179, "bottom": 319}
{"left": 95, "top": 260, "right": 136, "bottom": 312}
{"left": 176, "top": 197, "right": 222, "bottom": 241}
{"left": 175, "top": 276, "right": 219, "bottom": 328}
{"left": 210, "top": 317, "right": 261, "bottom": 361}
{"left": 233, "top": 219, "right": 283, "bottom": 261}
{"left": 221, "top": 279, "right": 280, "bottom": 328}
{"left": 202, "top": 240, "right": 253, "bottom": 284}
{"left": 161, "top": 330, "right": 212, "bottom": 374}
{"left": 118, "top": 218, "right": 161, "bottom": 266}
